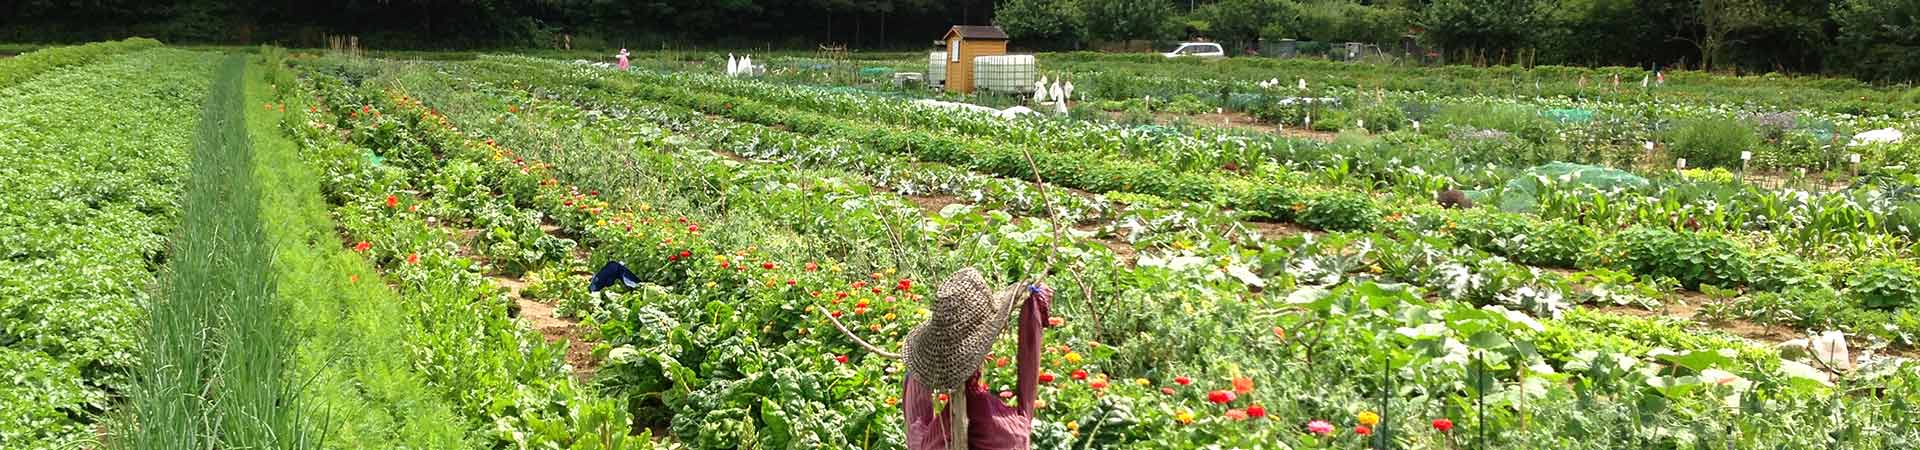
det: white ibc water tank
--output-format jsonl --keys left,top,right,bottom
{"left": 973, "top": 55, "right": 1036, "bottom": 94}
{"left": 927, "top": 52, "right": 947, "bottom": 87}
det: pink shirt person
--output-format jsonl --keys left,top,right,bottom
{"left": 903, "top": 285, "right": 1051, "bottom": 450}
{"left": 616, "top": 49, "right": 630, "bottom": 71}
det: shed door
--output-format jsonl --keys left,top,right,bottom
{"left": 949, "top": 39, "right": 959, "bottom": 62}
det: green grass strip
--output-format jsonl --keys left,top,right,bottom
{"left": 120, "top": 53, "right": 305, "bottom": 450}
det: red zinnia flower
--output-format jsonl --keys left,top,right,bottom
{"left": 937, "top": 393, "right": 949, "bottom": 402}
{"left": 1039, "top": 373, "right": 1055, "bottom": 383}
{"left": 406, "top": 253, "right": 420, "bottom": 265}
{"left": 787, "top": 279, "right": 797, "bottom": 286}
{"left": 1047, "top": 317, "right": 1065, "bottom": 327}
{"left": 1207, "top": 390, "right": 1236, "bottom": 404}
{"left": 1355, "top": 425, "right": 1372, "bottom": 436}
{"left": 995, "top": 357, "right": 1009, "bottom": 368}
{"left": 1173, "top": 376, "right": 1191, "bottom": 386}
{"left": 834, "top": 355, "right": 848, "bottom": 364}
{"left": 386, "top": 195, "right": 398, "bottom": 208}
{"left": 1070, "top": 370, "right": 1088, "bottom": 380}
{"left": 830, "top": 311, "right": 843, "bottom": 318}
{"left": 1089, "top": 379, "right": 1108, "bottom": 390}
{"left": 1432, "top": 418, "right": 1454, "bottom": 432}
{"left": 805, "top": 262, "right": 819, "bottom": 271}
{"left": 687, "top": 225, "right": 699, "bottom": 233}
{"left": 852, "top": 281, "right": 867, "bottom": 289}
{"left": 1247, "top": 404, "right": 1266, "bottom": 418}
{"left": 353, "top": 241, "right": 371, "bottom": 252}
{"left": 762, "top": 262, "right": 775, "bottom": 270}
{"left": 897, "top": 279, "right": 912, "bottom": 291}
{"left": 679, "top": 250, "right": 691, "bottom": 258}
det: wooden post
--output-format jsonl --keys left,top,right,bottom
{"left": 949, "top": 390, "right": 969, "bottom": 449}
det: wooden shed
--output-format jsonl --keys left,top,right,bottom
{"left": 940, "top": 25, "right": 1009, "bottom": 93}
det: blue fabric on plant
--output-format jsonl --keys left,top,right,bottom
{"left": 589, "top": 261, "right": 640, "bottom": 293}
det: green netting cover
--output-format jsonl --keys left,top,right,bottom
{"left": 1541, "top": 108, "right": 1594, "bottom": 124}
{"left": 1469, "top": 162, "right": 1650, "bottom": 212}
{"left": 859, "top": 67, "right": 895, "bottom": 78}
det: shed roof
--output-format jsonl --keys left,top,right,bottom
{"left": 945, "top": 25, "right": 1009, "bottom": 41}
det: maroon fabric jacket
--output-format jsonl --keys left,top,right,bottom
{"left": 903, "top": 285, "right": 1051, "bottom": 450}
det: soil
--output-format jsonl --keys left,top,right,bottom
{"left": 496, "top": 274, "right": 599, "bottom": 382}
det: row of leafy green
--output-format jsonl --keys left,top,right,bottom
{"left": 0, "top": 38, "right": 161, "bottom": 90}
{"left": 485, "top": 57, "right": 1920, "bottom": 314}
{"left": 285, "top": 59, "right": 650, "bottom": 449}
{"left": 579, "top": 58, "right": 1920, "bottom": 257}
{"left": 0, "top": 48, "right": 213, "bottom": 449}
{"left": 354, "top": 55, "right": 1920, "bottom": 449}
{"left": 1026, "top": 52, "right": 1920, "bottom": 117}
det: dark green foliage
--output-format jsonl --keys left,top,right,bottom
{"left": 1299, "top": 192, "right": 1380, "bottom": 231}
{"left": 1668, "top": 118, "right": 1760, "bottom": 169}
{"left": 1849, "top": 260, "right": 1920, "bottom": 309}
{"left": 1591, "top": 227, "right": 1751, "bottom": 290}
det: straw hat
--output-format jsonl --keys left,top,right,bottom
{"left": 903, "top": 267, "right": 1027, "bottom": 391}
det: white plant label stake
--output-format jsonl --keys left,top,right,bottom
{"left": 1741, "top": 151, "right": 1752, "bottom": 161}
{"left": 1676, "top": 158, "right": 1687, "bottom": 170}
{"left": 1357, "top": 119, "right": 1366, "bottom": 131}
{"left": 1644, "top": 141, "right": 1655, "bottom": 153}
{"left": 1412, "top": 120, "right": 1420, "bottom": 132}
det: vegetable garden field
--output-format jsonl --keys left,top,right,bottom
{"left": 3, "top": 40, "right": 1920, "bottom": 450}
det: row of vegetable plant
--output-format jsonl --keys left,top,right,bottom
{"left": 0, "top": 48, "right": 215, "bottom": 449}
{"left": 302, "top": 55, "right": 1920, "bottom": 449}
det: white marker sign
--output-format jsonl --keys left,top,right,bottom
{"left": 1676, "top": 158, "right": 1687, "bottom": 169}
{"left": 1741, "top": 151, "right": 1752, "bottom": 161}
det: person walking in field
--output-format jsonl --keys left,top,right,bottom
{"left": 826, "top": 267, "right": 1052, "bottom": 450}
{"left": 616, "top": 48, "right": 630, "bottom": 71}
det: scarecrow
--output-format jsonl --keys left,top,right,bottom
{"left": 827, "top": 268, "right": 1052, "bottom": 450}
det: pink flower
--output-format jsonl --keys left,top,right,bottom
{"left": 1307, "top": 420, "right": 1334, "bottom": 435}
{"left": 1206, "top": 390, "right": 1236, "bottom": 404}
{"left": 1224, "top": 409, "right": 1248, "bottom": 421}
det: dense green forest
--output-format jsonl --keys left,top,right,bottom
{"left": 4, "top": 0, "right": 1916, "bottom": 82}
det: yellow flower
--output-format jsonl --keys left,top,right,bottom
{"left": 885, "top": 397, "right": 900, "bottom": 407}
{"left": 1134, "top": 378, "right": 1151, "bottom": 387}
{"left": 885, "top": 268, "right": 897, "bottom": 275}
{"left": 1066, "top": 421, "right": 1079, "bottom": 432}
{"left": 1357, "top": 411, "right": 1380, "bottom": 427}
{"left": 1174, "top": 409, "right": 1195, "bottom": 425}
{"left": 917, "top": 308, "right": 929, "bottom": 317}
{"left": 883, "top": 312, "right": 897, "bottom": 322}
{"left": 704, "top": 281, "right": 717, "bottom": 289}
{"left": 713, "top": 255, "right": 728, "bottom": 264}
{"left": 1064, "top": 351, "right": 1083, "bottom": 364}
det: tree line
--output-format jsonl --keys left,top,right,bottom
{"left": 1002, "top": 0, "right": 1919, "bottom": 83}
{"left": 2, "top": 0, "right": 1915, "bottom": 82}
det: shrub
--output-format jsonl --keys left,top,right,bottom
{"left": 1667, "top": 118, "right": 1758, "bottom": 169}
{"left": 1240, "top": 185, "right": 1306, "bottom": 222}
{"left": 1849, "top": 260, "right": 1920, "bottom": 310}
{"left": 1299, "top": 192, "right": 1380, "bottom": 231}
{"left": 1746, "top": 252, "right": 1824, "bottom": 292}
{"left": 1590, "top": 227, "right": 1750, "bottom": 290}
{"left": 1351, "top": 102, "right": 1407, "bottom": 132}
{"left": 1452, "top": 212, "right": 1593, "bottom": 268}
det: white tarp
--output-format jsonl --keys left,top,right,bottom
{"left": 911, "top": 99, "right": 1038, "bottom": 119}
{"left": 1850, "top": 128, "right": 1904, "bottom": 147}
